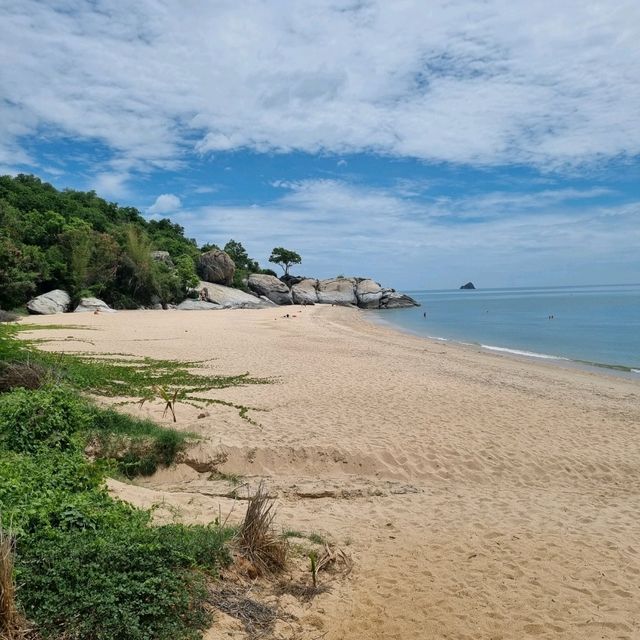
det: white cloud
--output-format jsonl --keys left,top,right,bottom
{"left": 167, "top": 179, "right": 640, "bottom": 287}
{"left": 92, "top": 172, "right": 131, "bottom": 200}
{"left": 1, "top": 1, "right": 639, "bottom": 170}
{"left": 148, "top": 193, "right": 182, "bottom": 214}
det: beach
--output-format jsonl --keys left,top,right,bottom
{"left": 22, "top": 306, "right": 640, "bottom": 639}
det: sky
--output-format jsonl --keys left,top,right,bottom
{"left": 1, "top": 0, "right": 639, "bottom": 289}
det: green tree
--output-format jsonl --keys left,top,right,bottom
{"left": 268, "top": 247, "right": 301, "bottom": 276}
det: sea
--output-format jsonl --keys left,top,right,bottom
{"left": 369, "top": 284, "right": 640, "bottom": 378}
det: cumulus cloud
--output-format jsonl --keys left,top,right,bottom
{"left": 148, "top": 193, "right": 182, "bottom": 214}
{"left": 92, "top": 172, "right": 131, "bottom": 200}
{"left": 1, "top": 0, "right": 639, "bottom": 171}
{"left": 167, "top": 179, "right": 640, "bottom": 287}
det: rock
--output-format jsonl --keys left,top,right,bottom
{"left": 197, "top": 250, "right": 235, "bottom": 286}
{"left": 247, "top": 274, "right": 292, "bottom": 305}
{"left": 193, "top": 281, "right": 271, "bottom": 308}
{"left": 150, "top": 250, "right": 173, "bottom": 267}
{"left": 355, "top": 279, "right": 383, "bottom": 309}
{"left": 317, "top": 278, "right": 357, "bottom": 305}
{"left": 27, "top": 289, "right": 70, "bottom": 315}
{"left": 176, "top": 299, "right": 221, "bottom": 310}
{"left": 280, "top": 274, "right": 306, "bottom": 287}
{"left": 380, "top": 291, "right": 419, "bottom": 308}
{"left": 291, "top": 278, "right": 319, "bottom": 305}
{"left": 74, "top": 297, "right": 115, "bottom": 313}
{"left": 460, "top": 282, "right": 476, "bottom": 290}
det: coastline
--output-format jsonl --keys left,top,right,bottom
{"left": 18, "top": 307, "right": 640, "bottom": 639}
{"left": 363, "top": 306, "right": 640, "bottom": 382}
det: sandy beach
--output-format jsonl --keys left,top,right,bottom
{"left": 22, "top": 306, "right": 640, "bottom": 640}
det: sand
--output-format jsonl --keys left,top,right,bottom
{"left": 22, "top": 306, "right": 640, "bottom": 639}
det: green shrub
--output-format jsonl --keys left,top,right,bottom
{"left": 88, "top": 407, "right": 189, "bottom": 478}
{"left": 16, "top": 525, "right": 218, "bottom": 640}
{"left": 0, "top": 386, "right": 88, "bottom": 453}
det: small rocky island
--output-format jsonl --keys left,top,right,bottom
{"left": 460, "top": 282, "right": 476, "bottom": 290}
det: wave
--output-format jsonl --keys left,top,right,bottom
{"left": 480, "top": 344, "right": 569, "bottom": 360}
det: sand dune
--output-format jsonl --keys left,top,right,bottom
{"left": 24, "top": 306, "right": 640, "bottom": 639}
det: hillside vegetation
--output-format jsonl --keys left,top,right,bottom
{"left": 0, "top": 174, "right": 269, "bottom": 311}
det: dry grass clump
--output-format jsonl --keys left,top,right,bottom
{"left": 0, "top": 528, "right": 31, "bottom": 640}
{"left": 235, "top": 484, "right": 287, "bottom": 575}
{"left": 0, "top": 362, "right": 48, "bottom": 394}
{"left": 0, "top": 311, "right": 18, "bottom": 324}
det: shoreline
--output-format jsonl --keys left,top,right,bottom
{"left": 17, "top": 306, "right": 640, "bottom": 639}
{"left": 362, "top": 307, "right": 640, "bottom": 382}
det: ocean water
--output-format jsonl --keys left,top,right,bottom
{"left": 369, "top": 284, "right": 640, "bottom": 375}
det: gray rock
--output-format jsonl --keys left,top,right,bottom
{"left": 197, "top": 250, "right": 235, "bottom": 286}
{"left": 74, "top": 297, "right": 116, "bottom": 313}
{"left": 176, "top": 299, "right": 221, "bottom": 310}
{"left": 317, "top": 278, "right": 357, "bottom": 305}
{"left": 380, "top": 291, "right": 419, "bottom": 308}
{"left": 27, "top": 289, "right": 71, "bottom": 315}
{"left": 355, "top": 279, "right": 383, "bottom": 309}
{"left": 247, "top": 274, "right": 292, "bottom": 305}
{"left": 460, "top": 281, "right": 476, "bottom": 290}
{"left": 193, "top": 281, "right": 270, "bottom": 309}
{"left": 291, "top": 279, "right": 319, "bottom": 305}
{"left": 150, "top": 251, "right": 173, "bottom": 267}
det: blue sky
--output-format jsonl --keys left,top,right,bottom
{"left": 1, "top": 1, "right": 639, "bottom": 289}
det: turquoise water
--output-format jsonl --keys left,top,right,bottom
{"left": 370, "top": 284, "right": 640, "bottom": 374}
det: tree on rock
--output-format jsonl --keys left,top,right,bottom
{"left": 268, "top": 247, "right": 301, "bottom": 276}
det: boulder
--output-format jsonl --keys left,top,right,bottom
{"left": 355, "top": 279, "right": 383, "bottom": 309}
{"left": 150, "top": 251, "right": 173, "bottom": 267}
{"left": 176, "top": 300, "right": 221, "bottom": 311}
{"left": 379, "top": 291, "right": 419, "bottom": 309}
{"left": 193, "top": 281, "right": 271, "bottom": 309}
{"left": 291, "top": 279, "right": 319, "bottom": 305}
{"left": 197, "top": 250, "right": 235, "bottom": 286}
{"left": 317, "top": 278, "right": 357, "bottom": 305}
{"left": 460, "top": 282, "right": 476, "bottom": 290}
{"left": 74, "top": 297, "right": 115, "bottom": 313}
{"left": 247, "top": 274, "right": 292, "bottom": 305}
{"left": 27, "top": 289, "right": 70, "bottom": 315}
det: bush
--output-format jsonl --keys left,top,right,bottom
{"left": 0, "top": 309, "right": 18, "bottom": 323}
{"left": 16, "top": 524, "right": 222, "bottom": 640}
{"left": 0, "top": 386, "right": 88, "bottom": 453}
{"left": 88, "top": 408, "right": 188, "bottom": 478}
{"left": 0, "top": 361, "right": 48, "bottom": 393}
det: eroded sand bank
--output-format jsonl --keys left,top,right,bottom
{"left": 22, "top": 306, "right": 640, "bottom": 639}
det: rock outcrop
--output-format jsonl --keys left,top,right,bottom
{"left": 27, "top": 289, "right": 71, "bottom": 315}
{"left": 176, "top": 300, "right": 221, "bottom": 311}
{"left": 291, "top": 279, "right": 319, "bottom": 305}
{"left": 197, "top": 250, "right": 235, "bottom": 286}
{"left": 287, "top": 276, "right": 419, "bottom": 309}
{"left": 150, "top": 251, "right": 174, "bottom": 267}
{"left": 193, "top": 281, "right": 274, "bottom": 308}
{"left": 379, "top": 291, "right": 419, "bottom": 308}
{"left": 355, "top": 279, "right": 383, "bottom": 309}
{"left": 317, "top": 278, "right": 357, "bottom": 305}
{"left": 460, "top": 282, "right": 476, "bottom": 290}
{"left": 247, "top": 274, "right": 292, "bottom": 305}
{"left": 74, "top": 297, "right": 115, "bottom": 313}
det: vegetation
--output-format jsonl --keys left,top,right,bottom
{"left": 0, "top": 174, "right": 268, "bottom": 310}
{"left": 268, "top": 247, "right": 302, "bottom": 277}
{"left": 0, "top": 322, "right": 271, "bottom": 638}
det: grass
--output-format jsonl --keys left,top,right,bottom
{"left": 0, "top": 526, "right": 31, "bottom": 640}
{"left": 4, "top": 323, "right": 271, "bottom": 424}
{"left": 0, "top": 322, "right": 266, "bottom": 639}
{"left": 235, "top": 484, "right": 287, "bottom": 576}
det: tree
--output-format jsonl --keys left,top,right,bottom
{"left": 268, "top": 247, "right": 301, "bottom": 276}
